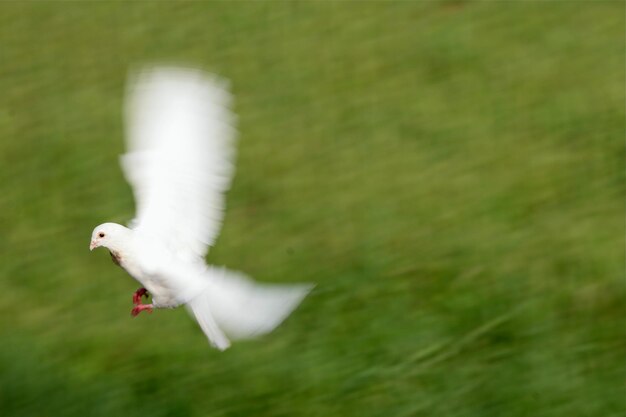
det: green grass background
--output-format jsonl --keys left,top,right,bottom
{"left": 0, "top": 2, "right": 623, "bottom": 416}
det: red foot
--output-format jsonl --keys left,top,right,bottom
{"left": 132, "top": 288, "right": 149, "bottom": 305}
{"left": 131, "top": 304, "right": 153, "bottom": 317}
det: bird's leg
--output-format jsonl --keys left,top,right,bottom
{"left": 131, "top": 288, "right": 153, "bottom": 316}
{"left": 131, "top": 303, "right": 154, "bottom": 317}
{"left": 132, "top": 287, "right": 149, "bottom": 305}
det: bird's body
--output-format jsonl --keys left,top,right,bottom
{"left": 89, "top": 67, "right": 312, "bottom": 350}
{"left": 99, "top": 224, "right": 199, "bottom": 308}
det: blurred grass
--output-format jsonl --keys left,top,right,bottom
{"left": 0, "top": 2, "right": 623, "bottom": 416}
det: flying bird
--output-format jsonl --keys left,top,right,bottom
{"left": 89, "top": 66, "right": 312, "bottom": 350}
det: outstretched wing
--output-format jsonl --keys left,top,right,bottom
{"left": 120, "top": 66, "right": 236, "bottom": 262}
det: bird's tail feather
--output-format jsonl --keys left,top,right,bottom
{"left": 185, "top": 267, "right": 313, "bottom": 350}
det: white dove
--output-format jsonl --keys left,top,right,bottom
{"left": 89, "top": 66, "right": 312, "bottom": 350}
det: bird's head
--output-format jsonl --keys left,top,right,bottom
{"left": 89, "top": 223, "right": 129, "bottom": 251}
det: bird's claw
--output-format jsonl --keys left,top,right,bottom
{"left": 131, "top": 288, "right": 152, "bottom": 317}
{"left": 132, "top": 288, "right": 149, "bottom": 305}
{"left": 131, "top": 304, "right": 153, "bottom": 317}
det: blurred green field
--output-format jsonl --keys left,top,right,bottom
{"left": 0, "top": 2, "right": 623, "bottom": 416}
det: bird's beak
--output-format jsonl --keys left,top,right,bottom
{"left": 89, "top": 240, "right": 98, "bottom": 251}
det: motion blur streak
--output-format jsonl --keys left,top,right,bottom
{"left": 0, "top": 2, "right": 623, "bottom": 417}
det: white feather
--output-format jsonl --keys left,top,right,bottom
{"left": 121, "top": 67, "right": 236, "bottom": 262}
{"left": 190, "top": 267, "right": 313, "bottom": 339}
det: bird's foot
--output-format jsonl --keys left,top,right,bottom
{"left": 131, "top": 304, "right": 153, "bottom": 317}
{"left": 132, "top": 288, "right": 149, "bottom": 305}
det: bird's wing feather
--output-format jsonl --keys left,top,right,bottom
{"left": 120, "top": 67, "right": 236, "bottom": 261}
{"left": 186, "top": 267, "right": 313, "bottom": 349}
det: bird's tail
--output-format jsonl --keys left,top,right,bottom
{"left": 185, "top": 267, "right": 313, "bottom": 350}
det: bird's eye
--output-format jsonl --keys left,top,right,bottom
{"left": 99, "top": 232, "right": 105, "bottom": 238}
